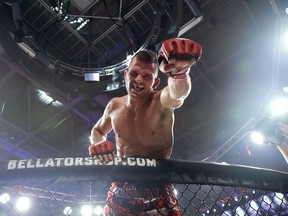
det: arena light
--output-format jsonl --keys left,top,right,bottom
{"left": 15, "top": 196, "right": 31, "bottom": 213}
{"left": 106, "top": 82, "right": 121, "bottom": 91}
{"left": 81, "top": 205, "right": 92, "bottom": 216}
{"left": 0, "top": 193, "right": 10, "bottom": 204}
{"left": 269, "top": 97, "right": 288, "bottom": 116}
{"left": 37, "top": 89, "right": 62, "bottom": 107}
{"left": 17, "top": 42, "right": 36, "bottom": 58}
{"left": 84, "top": 72, "right": 100, "bottom": 81}
{"left": 250, "top": 131, "right": 265, "bottom": 145}
{"left": 76, "top": 19, "right": 89, "bottom": 31}
{"left": 63, "top": 206, "right": 72, "bottom": 215}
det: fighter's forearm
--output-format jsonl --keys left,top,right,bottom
{"left": 90, "top": 127, "right": 107, "bottom": 144}
{"left": 167, "top": 74, "right": 192, "bottom": 101}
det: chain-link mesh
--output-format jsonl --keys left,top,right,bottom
{"left": 0, "top": 158, "right": 288, "bottom": 215}
{"left": 1, "top": 182, "right": 288, "bottom": 215}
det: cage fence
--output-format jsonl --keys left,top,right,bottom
{"left": 0, "top": 157, "right": 288, "bottom": 216}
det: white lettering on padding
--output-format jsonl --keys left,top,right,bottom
{"left": 6, "top": 157, "right": 157, "bottom": 170}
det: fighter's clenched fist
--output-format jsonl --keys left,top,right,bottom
{"left": 89, "top": 140, "right": 116, "bottom": 163}
{"left": 158, "top": 38, "right": 202, "bottom": 79}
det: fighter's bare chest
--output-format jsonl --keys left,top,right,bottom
{"left": 112, "top": 107, "right": 161, "bottom": 132}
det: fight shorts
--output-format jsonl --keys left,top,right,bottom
{"left": 102, "top": 182, "right": 181, "bottom": 216}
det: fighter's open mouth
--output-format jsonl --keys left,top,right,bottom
{"left": 132, "top": 84, "right": 144, "bottom": 92}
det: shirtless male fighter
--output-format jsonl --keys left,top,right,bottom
{"left": 89, "top": 38, "right": 202, "bottom": 215}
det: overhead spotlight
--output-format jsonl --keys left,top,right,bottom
{"left": 250, "top": 131, "right": 265, "bottom": 145}
{"left": 63, "top": 206, "right": 72, "bottom": 215}
{"left": 15, "top": 196, "right": 31, "bottom": 213}
{"left": 269, "top": 97, "right": 288, "bottom": 116}
{"left": 0, "top": 193, "right": 10, "bottom": 204}
{"left": 81, "top": 205, "right": 92, "bottom": 216}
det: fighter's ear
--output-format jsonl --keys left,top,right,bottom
{"left": 153, "top": 78, "right": 160, "bottom": 89}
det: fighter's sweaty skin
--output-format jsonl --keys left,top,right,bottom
{"left": 109, "top": 92, "right": 175, "bottom": 159}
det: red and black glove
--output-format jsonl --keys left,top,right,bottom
{"left": 158, "top": 38, "right": 202, "bottom": 79}
{"left": 89, "top": 140, "right": 115, "bottom": 162}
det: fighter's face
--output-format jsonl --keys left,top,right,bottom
{"left": 125, "top": 58, "right": 159, "bottom": 100}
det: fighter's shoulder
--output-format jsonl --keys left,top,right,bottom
{"left": 107, "top": 96, "right": 125, "bottom": 109}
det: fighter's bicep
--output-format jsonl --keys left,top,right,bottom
{"left": 160, "top": 88, "right": 183, "bottom": 109}
{"left": 93, "top": 101, "right": 113, "bottom": 135}
{"left": 94, "top": 115, "right": 112, "bottom": 136}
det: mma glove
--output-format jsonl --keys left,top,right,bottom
{"left": 89, "top": 140, "right": 114, "bottom": 158}
{"left": 158, "top": 38, "right": 202, "bottom": 79}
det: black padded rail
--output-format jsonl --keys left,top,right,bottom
{"left": 0, "top": 157, "right": 288, "bottom": 192}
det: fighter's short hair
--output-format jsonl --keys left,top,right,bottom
{"left": 129, "top": 50, "right": 159, "bottom": 76}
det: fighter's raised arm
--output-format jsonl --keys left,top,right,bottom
{"left": 158, "top": 38, "right": 202, "bottom": 109}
